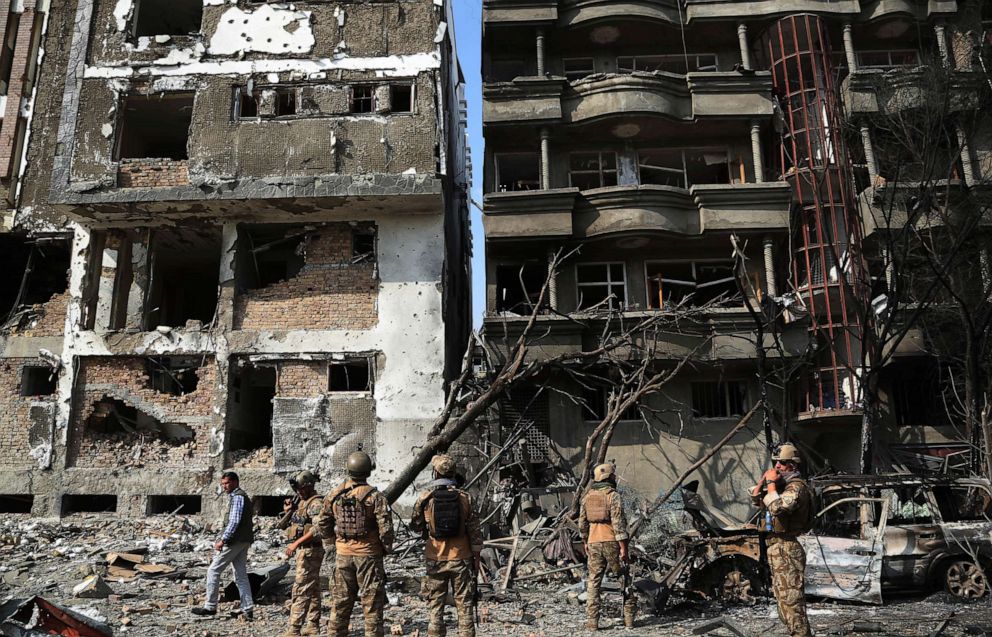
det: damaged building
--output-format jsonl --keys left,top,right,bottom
{"left": 0, "top": 0, "right": 470, "bottom": 517}
{"left": 481, "top": 0, "right": 992, "bottom": 518}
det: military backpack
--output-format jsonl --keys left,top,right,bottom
{"left": 426, "top": 487, "right": 462, "bottom": 539}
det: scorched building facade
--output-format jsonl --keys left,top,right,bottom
{"left": 0, "top": 0, "right": 470, "bottom": 517}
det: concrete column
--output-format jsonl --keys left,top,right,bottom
{"left": 860, "top": 126, "right": 878, "bottom": 186}
{"left": 547, "top": 250, "right": 558, "bottom": 311}
{"left": 843, "top": 23, "right": 857, "bottom": 71}
{"left": 536, "top": 28, "right": 546, "bottom": 76}
{"left": 737, "top": 23, "right": 752, "bottom": 69}
{"left": 216, "top": 223, "right": 240, "bottom": 331}
{"left": 750, "top": 121, "right": 765, "bottom": 183}
{"left": 957, "top": 124, "right": 976, "bottom": 186}
{"left": 934, "top": 23, "right": 950, "bottom": 68}
{"left": 540, "top": 127, "right": 551, "bottom": 189}
{"left": 763, "top": 236, "right": 777, "bottom": 298}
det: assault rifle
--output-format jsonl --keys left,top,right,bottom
{"left": 620, "top": 560, "right": 635, "bottom": 608}
{"left": 276, "top": 481, "right": 302, "bottom": 531}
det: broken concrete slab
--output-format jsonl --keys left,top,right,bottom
{"left": 73, "top": 574, "right": 114, "bottom": 599}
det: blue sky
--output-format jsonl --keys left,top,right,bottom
{"left": 451, "top": 0, "right": 485, "bottom": 329}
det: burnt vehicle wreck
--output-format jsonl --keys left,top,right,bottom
{"left": 655, "top": 475, "right": 992, "bottom": 606}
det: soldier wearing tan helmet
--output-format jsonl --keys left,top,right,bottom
{"left": 317, "top": 451, "right": 394, "bottom": 637}
{"left": 578, "top": 463, "right": 636, "bottom": 630}
{"left": 750, "top": 443, "right": 814, "bottom": 637}
{"left": 410, "top": 454, "right": 484, "bottom": 637}
{"left": 276, "top": 470, "right": 324, "bottom": 637}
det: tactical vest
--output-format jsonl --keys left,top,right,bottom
{"left": 770, "top": 478, "right": 814, "bottom": 536}
{"left": 584, "top": 489, "right": 611, "bottom": 523}
{"left": 332, "top": 484, "right": 377, "bottom": 540}
{"left": 223, "top": 488, "right": 254, "bottom": 544}
{"left": 425, "top": 487, "right": 463, "bottom": 539}
{"left": 287, "top": 495, "right": 322, "bottom": 542}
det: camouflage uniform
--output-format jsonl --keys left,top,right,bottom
{"left": 754, "top": 477, "right": 814, "bottom": 637}
{"left": 410, "top": 478, "right": 484, "bottom": 637}
{"left": 317, "top": 478, "right": 394, "bottom": 637}
{"left": 579, "top": 481, "right": 636, "bottom": 629}
{"left": 286, "top": 495, "right": 325, "bottom": 636}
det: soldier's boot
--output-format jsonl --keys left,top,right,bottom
{"left": 584, "top": 618, "right": 599, "bottom": 631}
{"left": 623, "top": 609, "right": 636, "bottom": 629}
{"left": 277, "top": 626, "right": 302, "bottom": 637}
{"left": 300, "top": 623, "right": 320, "bottom": 636}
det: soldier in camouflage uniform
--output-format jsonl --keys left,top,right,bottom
{"left": 750, "top": 443, "right": 814, "bottom": 637}
{"left": 317, "top": 451, "right": 394, "bottom": 637}
{"left": 578, "top": 463, "right": 636, "bottom": 631}
{"left": 410, "top": 455, "right": 484, "bottom": 637}
{"left": 277, "top": 471, "right": 325, "bottom": 637}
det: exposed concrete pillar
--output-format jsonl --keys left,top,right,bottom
{"left": 125, "top": 237, "right": 148, "bottom": 331}
{"left": 750, "top": 121, "right": 765, "bottom": 183}
{"left": 843, "top": 23, "right": 857, "bottom": 72}
{"left": 763, "top": 236, "right": 777, "bottom": 298}
{"left": 94, "top": 243, "right": 121, "bottom": 333}
{"left": 957, "top": 124, "right": 976, "bottom": 186}
{"left": 547, "top": 250, "right": 558, "bottom": 311}
{"left": 540, "top": 127, "right": 551, "bottom": 189}
{"left": 215, "top": 223, "right": 240, "bottom": 331}
{"left": 737, "top": 23, "right": 752, "bottom": 69}
{"left": 536, "top": 28, "right": 546, "bottom": 76}
{"left": 934, "top": 23, "right": 950, "bottom": 68}
{"left": 860, "top": 126, "right": 878, "bottom": 186}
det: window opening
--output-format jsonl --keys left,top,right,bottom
{"left": 489, "top": 58, "right": 530, "bottom": 82}
{"left": 145, "top": 227, "right": 221, "bottom": 329}
{"left": 274, "top": 88, "right": 296, "bottom": 116}
{"left": 145, "top": 357, "right": 200, "bottom": 396}
{"left": 236, "top": 87, "right": 258, "bottom": 118}
{"left": 254, "top": 496, "right": 289, "bottom": 516}
{"left": 581, "top": 385, "right": 639, "bottom": 421}
{"left": 329, "top": 360, "right": 372, "bottom": 392}
{"left": 240, "top": 226, "right": 307, "bottom": 290}
{"left": 352, "top": 230, "right": 376, "bottom": 263}
{"left": 20, "top": 366, "right": 56, "bottom": 396}
{"left": 0, "top": 12, "right": 20, "bottom": 95}
{"left": 390, "top": 84, "right": 413, "bottom": 112}
{"left": 638, "top": 149, "right": 730, "bottom": 188}
{"left": 856, "top": 49, "right": 919, "bottom": 69}
{"left": 646, "top": 261, "right": 737, "bottom": 309}
{"left": 563, "top": 58, "right": 595, "bottom": 81}
{"left": 133, "top": 0, "right": 203, "bottom": 37}
{"left": 350, "top": 85, "right": 375, "bottom": 113}
{"left": 62, "top": 494, "right": 117, "bottom": 515}
{"left": 227, "top": 363, "right": 275, "bottom": 456}
{"left": 147, "top": 495, "right": 201, "bottom": 515}
{"left": 691, "top": 381, "right": 747, "bottom": 417}
{"left": 117, "top": 93, "right": 195, "bottom": 161}
{"left": 0, "top": 495, "right": 33, "bottom": 513}
{"left": 569, "top": 152, "right": 618, "bottom": 190}
{"left": 495, "top": 262, "right": 547, "bottom": 314}
{"left": 617, "top": 53, "right": 717, "bottom": 74}
{"left": 495, "top": 153, "right": 540, "bottom": 192}
{"left": 576, "top": 263, "right": 626, "bottom": 310}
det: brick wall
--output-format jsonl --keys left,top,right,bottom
{"left": 234, "top": 223, "right": 378, "bottom": 330}
{"left": 68, "top": 357, "right": 218, "bottom": 468}
{"left": 117, "top": 159, "right": 190, "bottom": 188}
{"left": 0, "top": 358, "right": 55, "bottom": 468}
{"left": 11, "top": 291, "right": 69, "bottom": 337}
{"left": 276, "top": 361, "right": 328, "bottom": 397}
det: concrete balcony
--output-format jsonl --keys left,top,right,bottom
{"left": 557, "top": 0, "right": 681, "bottom": 27}
{"left": 842, "top": 68, "right": 981, "bottom": 116}
{"left": 484, "top": 72, "right": 773, "bottom": 126}
{"left": 483, "top": 0, "right": 558, "bottom": 25}
{"left": 483, "top": 182, "right": 791, "bottom": 239}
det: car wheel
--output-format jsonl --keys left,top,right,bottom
{"left": 944, "top": 559, "right": 988, "bottom": 599}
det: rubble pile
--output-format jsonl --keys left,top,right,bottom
{"left": 229, "top": 446, "right": 275, "bottom": 468}
{"left": 82, "top": 430, "right": 196, "bottom": 466}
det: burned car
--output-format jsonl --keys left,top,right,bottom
{"left": 658, "top": 474, "right": 992, "bottom": 605}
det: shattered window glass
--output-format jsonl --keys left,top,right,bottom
{"left": 932, "top": 486, "right": 992, "bottom": 522}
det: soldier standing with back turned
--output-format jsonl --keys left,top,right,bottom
{"left": 750, "top": 443, "right": 814, "bottom": 637}
{"left": 578, "top": 463, "right": 636, "bottom": 631}
{"left": 277, "top": 470, "right": 324, "bottom": 637}
{"left": 410, "top": 454, "right": 484, "bottom": 637}
{"left": 317, "top": 451, "right": 394, "bottom": 637}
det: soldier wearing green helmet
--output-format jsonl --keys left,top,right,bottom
{"left": 277, "top": 470, "right": 324, "bottom": 637}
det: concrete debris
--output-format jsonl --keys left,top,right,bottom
{"left": 73, "top": 574, "right": 114, "bottom": 599}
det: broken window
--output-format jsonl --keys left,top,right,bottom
{"left": 390, "top": 84, "right": 413, "bottom": 113}
{"left": 146, "top": 495, "right": 201, "bottom": 515}
{"left": 0, "top": 495, "right": 32, "bottom": 513}
{"left": 238, "top": 226, "right": 307, "bottom": 289}
{"left": 576, "top": 263, "right": 626, "bottom": 310}
{"left": 266, "top": 87, "right": 296, "bottom": 117}
{"left": 20, "top": 366, "right": 56, "bottom": 397}
{"left": 84, "top": 397, "right": 195, "bottom": 443}
{"left": 352, "top": 229, "right": 376, "bottom": 263}
{"left": 569, "top": 152, "right": 618, "bottom": 190}
{"left": 349, "top": 85, "right": 375, "bottom": 113}
{"left": 932, "top": 485, "right": 992, "bottom": 522}
{"left": 133, "top": 0, "right": 203, "bottom": 37}
{"left": 691, "top": 381, "right": 747, "bottom": 418}
{"left": 889, "top": 361, "right": 948, "bottom": 428}
{"left": 581, "top": 385, "right": 639, "bottom": 422}
{"left": 0, "top": 236, "right": 70, "bottom": 324}
{"left": 856, "top": 49, "right": 919, "bottom": 69}
{"left": 495, "top": 153, "right": 540, "bottom": 192}
{"left": 617, "top": 53, "right": 718, "bottom": 74}
{"left": 495, "top": 262, "right": 547, "bottom": 314}
{"left": 329, "top": 360, "right": 372, "bottom": 392}
{"left": 62, "top": 494, "right": 117, "bottom": 515}
{"left": 227, "top": 363, "right": 275, "bottom": 457}
{"left": 882, "top": 486, "right": 934, "bottom": 524}
{"left": 117, "top": 93, "right": 194, "bottom": 161}
{"left": 145, "top": 227, "right": 221, "bottom": 329}
{"left": 638, "top": 149, "right": 731, "bottom": 188}
{"left": 645, "top": 261, "right": 738, "bottom": 309}
{"left": 563, "top": 58, "right": 595, "bottom": 81}
{"left": 145, "top": 357, "right": 200, "bottom": 396}
{"left": 235, "top": 87, "right": 259, "bottom": 119}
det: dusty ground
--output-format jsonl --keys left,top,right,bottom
{"left": 1, "top": 514, "right": 990, "bottom": 637}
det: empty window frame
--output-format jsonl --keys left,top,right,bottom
{"left": 272, "top": 88, "right": 296, "bottom": 116}
{"left": 495, "top": 153, "right": 540, "bottom": 192}
{"left": 645, "top": 260, "right": 738, "bottom": 309}
{"left": 638, "top": 149, "right": 731, "bottom": 188}
{"left": 495, "top": 262, "right": 547, "bottom": 314}
{"left": 617, "top": 53, "right": 718, "bottom": 74}
{"left": 569, "top": 152, "right": 618, "bottom": 190}
{"left": 62, "top": 494, "right": 117, "bottom": 515}
{"left": 488, "top": 58, "right": 529, "bottom": 82}
{"left": 20, "top": 366, "right": 56, "bottom": 396}
{"left": 349, "top": 85, "right": 375, "bottom": 114}
{"left": 133, "top": 0, "right": 203, "bottom": 37}
{"left": 691, "top": 381, "right": 747, "bottom": 418}
{"left": 145, "top": 357, "right": 200, "bottom": 396}
{"left": 0, "top": 11, "right": 19, "bottom": 95}
{"left": 856, "top": 49, "right": 920, "bottom": 69}
{"left": 581, "top": 385, "right": 639, "bottom": 422}
{"left": 562, "top": 57, "right": 595, "bottom": 81}
{"left": 390, "top": 84, "right": 414, "bottom": 113}
{"left": 116, "top": 93, "right": 194, "bottom": 160}
{"left": 146, "top": 495, "right": 202, "bottom": 515}
{"left": 352, "top": 229, "right": 376, "bottom": 263}
{"left": 329, "top": 360, "right": 372, "bottom": 392}
{"left": 576, "top": 263, "right": 626, "bottom": 310}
